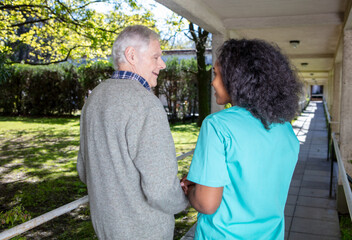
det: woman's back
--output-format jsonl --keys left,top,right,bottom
{"left": 188, "top": 106, "right": 299, "bottom": 239}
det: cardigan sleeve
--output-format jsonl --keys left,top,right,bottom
{"left": 131, "top": 105, "right": 189, "bottom": 214}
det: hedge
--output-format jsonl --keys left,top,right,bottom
{"left": 0, "top": 58, "right": 201, "bottom": 120}
{"left": 0, "top": 60, "right": 114, "bottom": 116}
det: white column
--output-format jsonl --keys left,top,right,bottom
{"left": 323, "top": 83, "right": 328, "bottom": 102}
{"left": 327, "top": 70, "right": 334, "bottom": 110}
{"left": 305, "top": 83, "right": 311, "bottom": 100}
{"left": 331, "top": 62, "right": 342, "bottom": 133}
{"left": 337, "top": 29, "right": 352, "bottom": 213}
{"left": 340, "top": 29, "right": 352, "bottom": 176}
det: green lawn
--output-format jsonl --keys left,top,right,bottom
{"left": 0, "top": 116, "right": 199, "bottom": 240}
{"left": 340, "top": 214, "right": 352, "bottom": 240}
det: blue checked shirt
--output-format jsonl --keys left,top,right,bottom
{"left": 111, "top": 71, "right": 151, "bottom": 91}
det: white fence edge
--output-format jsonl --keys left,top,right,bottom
{"left": 332, "top": 133, "right": 352, "bottom": 220}
{"left": 0, "top": 196, "right": 89, "bottom": 240}
{"left": 177, "top": 149, "right": 195, "bottom": 161}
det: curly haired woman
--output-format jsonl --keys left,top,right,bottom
{"left": 181, "top": 39, "right": 303, "bottom": 239}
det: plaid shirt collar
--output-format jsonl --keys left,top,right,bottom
{"left": 111, "top": 71, "right": 151, "bottom": 91}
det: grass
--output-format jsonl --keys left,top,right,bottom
{"left": 340, "top": 214, "right": 352, "bottom": 240}
{"left": 0, "top": 116, "right": 199, "bottom": 239}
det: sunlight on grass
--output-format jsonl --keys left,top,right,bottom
{"left": 0, "top": 116, "right": 200, "bottom": 239}
{"left": 171, "top": 122, "right": 199, "bottom": 155}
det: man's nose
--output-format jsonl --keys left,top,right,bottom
{"left": 159, "top": 58, "right": 166, "bottom": 69}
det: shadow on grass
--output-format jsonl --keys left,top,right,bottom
{"left": 0, "top": 174, "right": 91, "bottom": 239}
{"left": 0, "top": 121, "right": 88, "bottom": 238}
{"left": 0, "top": 117, "right": 199, "bottom": 239}
{"left": 1, "top": 128, "right": 79, "bottom": 167}
{"left": 170, "top": 122, "right": 200, "bottom": 133}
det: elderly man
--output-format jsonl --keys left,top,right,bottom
{"left": 77, "top": 25, "right": 188, "bottom": 239}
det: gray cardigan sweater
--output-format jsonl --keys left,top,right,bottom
{"left": 77, "top": 78, "right": 189, "bottom": 240}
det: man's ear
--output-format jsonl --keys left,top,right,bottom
{"left": 124, "top": 46, "right": 136, "bottom": 65}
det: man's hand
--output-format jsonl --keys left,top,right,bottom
{"left": 180, "top": 175, "right": 195, "bottom": 195}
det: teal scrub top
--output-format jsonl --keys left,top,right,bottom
{"left": 187, "top": 106, "right": 299, "bottom": 240}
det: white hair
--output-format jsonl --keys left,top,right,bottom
{"left": 112, "top": 25, "right": 160, "bottom": 69}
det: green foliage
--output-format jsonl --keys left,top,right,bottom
{"left": 78, "top": 60, "right": 114, "bottom": 96}
{"left": 0, "top": 52, "right": 10, "bottom": 83}
{"left": 340, "top": 214, "right": 352, "bottom": 240}
{"left": 57, "top": 219, "right": 97, "bottom": 240}
{"left": 0, "top": 205, "right": 31, "bottom": 228}
{"left": 0, "top": 60, "right": 16, "bottom": 114}
{"left": 0, "top": 116, "right": 200, "bottom": 239}
{"left": 0, "top": 63, "right": 84, "bottom": 115}
{"left": 0, "top": 60, "right": 116, "bottom": 116}
{"left": 161, "top": 13, "right": 189, "bottom": 50}
{"left": 158, "top": 57, "right": 198, "bottom": 121}
{"left": 18, "top": 180, "right": 87, "bottom": 212}
{"left": 0, "top": 116, "right": 85, "bottom": 237}
{"left": 171, "top": 122, "right": 199, "bottom": 157}
{"left": 0, "top": 0, "right": 158, "bottom": 64}
{"left": 174, "top": 206, "right": 197, "bottom": 240}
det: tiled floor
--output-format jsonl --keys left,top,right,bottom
{"left": 181, "top": 101, "right": 340, "bottom": 240}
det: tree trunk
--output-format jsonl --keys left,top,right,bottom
{"left": 196, "top": 46, "right": 210, "bottom": 126}
{"left": 188, "top": 22, "right": 210, "bottom": 126}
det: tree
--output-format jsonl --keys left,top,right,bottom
{"left": 0, "top": 0, "right": 157, "bottom": 65}
{"left": 187, "top": 22, "right": 210, "bottom": 126}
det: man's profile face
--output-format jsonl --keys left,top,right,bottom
{"left": 134, "top": 39, "right": 166, "bottom": 88}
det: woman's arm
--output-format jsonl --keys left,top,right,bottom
{"left": 187, "top": 183, "right": 223, "bottom": 215}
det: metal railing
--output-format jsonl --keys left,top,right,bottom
{"left": 0, "top": 149, "right": 195, "bottom": 240}
{"left": 323, "top": 98, "right": 352, "bottom": 220}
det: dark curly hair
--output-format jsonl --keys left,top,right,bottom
{"left": 217, "top": 38, "right": 303, "bottom": 129}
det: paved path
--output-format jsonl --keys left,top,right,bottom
{"left": 286, "top": 101, "right": 340, "bottom": 239}
{"left": 181, "top": 101, "right": 340, "bottom": 240}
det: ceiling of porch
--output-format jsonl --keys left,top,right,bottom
{"left": 156, "top": 0, "right": 352, "bottom": 86}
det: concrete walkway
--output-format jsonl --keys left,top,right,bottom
{"left": 181, "top": 101, "right": 340, "bottom": 240}
{"left": 285, "top": 101, "right": 340, "bottom": 239}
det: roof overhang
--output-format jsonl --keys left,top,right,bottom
{"left": 156, "top": 0, "right": 352, "bottom": 86}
